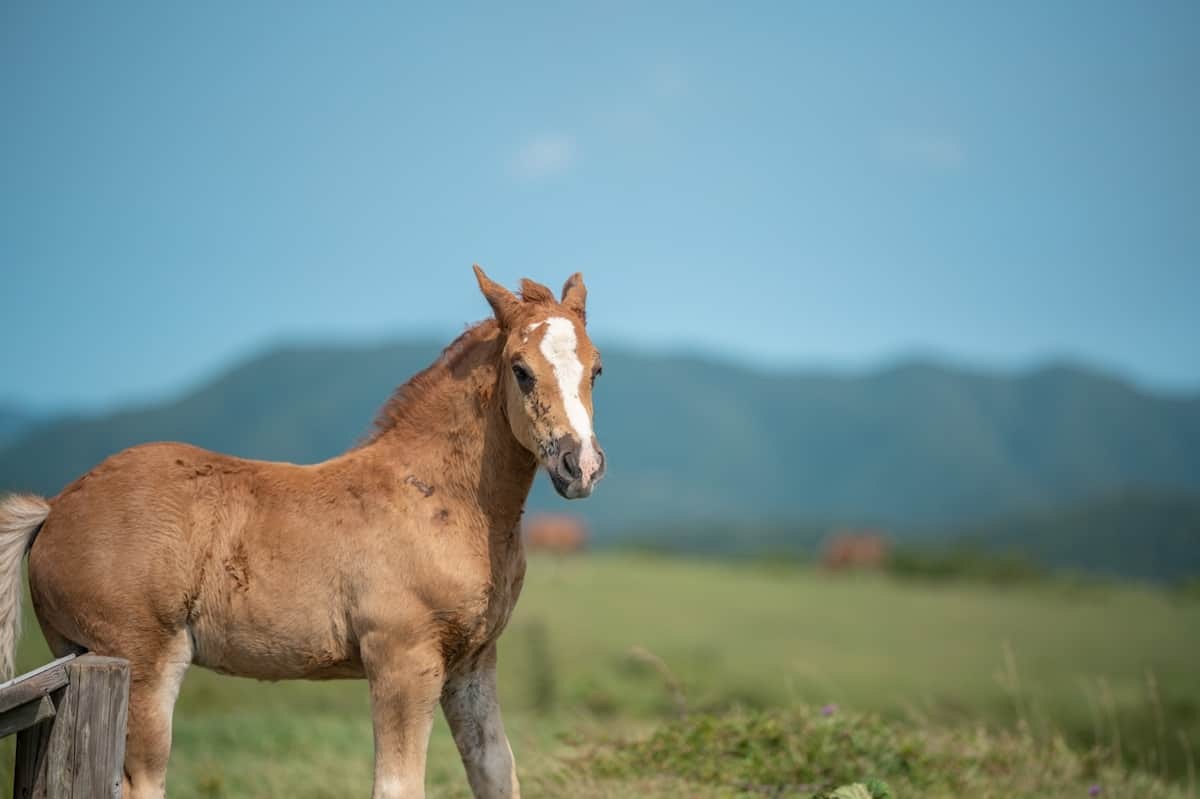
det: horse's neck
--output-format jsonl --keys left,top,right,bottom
{"left": 359, "top": 345, "right": 538, "bottom": 536}
{"left": 466, "top": 397, "right": 540, "bottom": 534}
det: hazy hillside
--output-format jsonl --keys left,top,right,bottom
{"left": 0, "top": 404, "right": 39, "bottom": 449}
{"left": 1, "top": 340, "right": 1199, "bottom": 540}
{"left": 960, "top": 490, "right": 1200, "bottom": 582}
{"left": 0, "top": 341, "right": 440, "bottom": 495}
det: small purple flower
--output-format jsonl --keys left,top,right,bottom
{"left": 821, "top": 703, "right": 837, "bottom": 717}
{"left": 1088, "top": 786, "right": 1101, "bottom": 797}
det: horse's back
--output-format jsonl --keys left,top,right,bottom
{"left": 29, "top": 441, "right": 364, "bottom": 679}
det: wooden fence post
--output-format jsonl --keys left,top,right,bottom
{"left": 13, "top": 655, "right": 129, "bottom": 799}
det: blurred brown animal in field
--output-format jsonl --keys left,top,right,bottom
{"left": 821, "top": 529, "right": 890, "bottom": 571}
{"left": 524, "top": 513, "right": 589, "bottom": 555}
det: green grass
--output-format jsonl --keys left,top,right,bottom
{"left": 577, "top": 706, "right": 1191, "bottom": 798}
{"left": 3, "top": 553, "right": 1198, "bottom": 797}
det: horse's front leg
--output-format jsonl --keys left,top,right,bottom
{"left": 363, "top": 634, "right": 445, "bottom": 799}
{"left": 441, "top": 646, "right": 520, "bottom": 799}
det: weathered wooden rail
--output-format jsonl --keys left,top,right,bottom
{"left": 0, "top": 654, "right": 130, "bottom": 798}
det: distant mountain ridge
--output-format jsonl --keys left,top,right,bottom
{"left": 0, "top": 340, "right": 1198, "bottom": 547}
{"left": 0, "top": 403, "right": 40, "bottom": 450}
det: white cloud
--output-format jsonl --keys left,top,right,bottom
{"left": 879, "top": 129, "right": 967, "bottom": 171}
{"left": 510, "top": 133, "right": 575, "bottom": 179}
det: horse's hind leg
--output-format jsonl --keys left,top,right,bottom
{"left": 120, "top": 630, "right": 192, "bottom": 799}
{"left": 34, "top": 608, "right": 190, "bottom": 799}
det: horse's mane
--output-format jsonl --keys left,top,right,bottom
{"left": 364, "top": 318, "right": 502, "bottom": 443}
{"left": 365, "top": 282, "right": 562, "bottom": 445}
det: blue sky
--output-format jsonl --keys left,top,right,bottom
{"left": 3, "top": 2, "right": 1198, "bottom": 410}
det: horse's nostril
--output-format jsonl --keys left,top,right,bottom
{"left": 561, "top": 450, "right": 581, "bottom": 480}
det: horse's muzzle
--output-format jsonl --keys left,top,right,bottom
{"left": 547, "top": 437, "right": 606, "bottom": 499}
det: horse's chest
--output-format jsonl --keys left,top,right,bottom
{"left": 441, "top": 551, "right": 526, "bottom": 670}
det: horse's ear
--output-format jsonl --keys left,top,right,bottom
{"left": 561, "top": 272, "right": 587, "bottom": 325}
{"left": 474, "top": 265, "right": 521, "bottom": 328}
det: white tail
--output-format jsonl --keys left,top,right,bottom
{"left": 0, "top": 494, "right": 49, "bottom": 679}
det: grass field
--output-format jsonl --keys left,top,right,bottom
{"left": 3, "top": 553, "right": 1198, "bottom": 797}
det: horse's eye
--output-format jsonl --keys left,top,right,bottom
{"left": 512, "top": 363, "right": 535, "bottom": 393}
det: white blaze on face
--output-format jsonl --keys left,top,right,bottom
{"left": 537, "top": 317, "right": 600, "bottom": 482}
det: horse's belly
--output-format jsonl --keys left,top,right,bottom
{"left": 189, "top": 596, "right": 362, "bottom": 681}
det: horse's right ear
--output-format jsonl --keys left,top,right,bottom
{"left": 473, "top": 265, "right": 521, "bottom": 328}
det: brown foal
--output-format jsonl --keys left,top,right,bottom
{"left": 0, "top": 266, "right": 606, "bottom": 798}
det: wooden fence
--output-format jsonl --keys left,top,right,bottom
{"left": 0, "top": 654, "right": 129, "bottom": 798}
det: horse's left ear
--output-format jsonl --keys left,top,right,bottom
{"left": 561, "top": 272, "right": 587, "bottom": 325}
